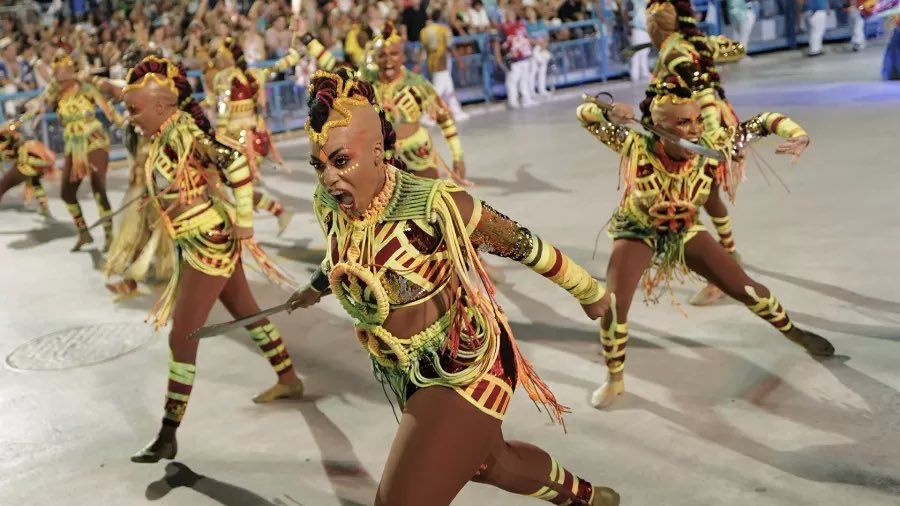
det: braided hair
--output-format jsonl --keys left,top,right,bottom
{"left": 126, "top": 56, "right": 213, "bottom": 136}
{"left": 639, "top": 75, "right": 693, "bottom": 126}
{"left": 306, "top": 67, "right": 407, "bottom": 172}
{"left": 220, "top": 37, "right": 260, "bottom": 96}
{"left": 647, "top": 0, "right": 725, "bottom": 98}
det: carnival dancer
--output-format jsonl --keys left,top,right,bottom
{"left": 301, "top": 21, "right": 468, "bottom": 183}
{"left": 121, "top": 56, "right": 304, "bottom": 464}
{"left": 286, "top": 68, "right": 620, "bottom": 505}
{"left": 23, "top": 47, "right": 122, "bottom": 252}
{"left": 207, "top": 36, "right": 300, "bottom": 235}
{"left": 87, "top": 50, "right": 177, "bottom": 299}
{"left": 0, "top": 119, "right": 55, "bottom": 217}
{"left": 647, "top": 0, "right": 747, "bottom": 305}
{"left": 575, "top": 84, "right": 835, "bottom": 409}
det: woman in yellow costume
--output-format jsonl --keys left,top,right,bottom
{"left": 24, "top": 46, "right": 121, "bottom": 252}
{"left": 207, "top": 36, "right": 300, "bottom": 235}
{"left": 575, "top": 80, "right": 835, "bottom": 410}
{"left": 0, "top": 119, "right": 55, "bottom": 217}
{"left": 87, "top": 49, "right": 177, "bottom": 298}
{"left": 121, "top": 56, "right": 304, "bottom": 464}
{"left": 647, "top": 0, "right": 748, "bottom": 305}
{"left": 301, "top": 21, "right": 468, "bottom": 183}
{"left": 287, "top": 68, "right": 619, "bottom": 506}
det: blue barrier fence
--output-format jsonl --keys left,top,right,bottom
{"left": 0, "top": 0, "right": 873, "bottom": 162}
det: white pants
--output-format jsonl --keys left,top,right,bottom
{"left": 736, "top": 10, "right": 756, "bottom": 48}
{"left": 506, "top": 59, "right": 534, "bottom": 107}
{"left": 3, "top": 83, "right": 20, "bottom": 117}
{"left": 431, "top": 69, "right": 467, "bottom": 119}
{"left": 629, "top": 28, "right": 651, "bottom": 82}
{"left": 529, "top": 47, "right": 551, "bottom": 95}
{"left": 850, "top": 8, "right": 866, "bottom": 48}
{"left": 807, "top": 10, "right": 827, "bottom": 54}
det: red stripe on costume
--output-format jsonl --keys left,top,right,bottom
{"left": 168, "top": 381, "right": 193, "bottom": 395}
{"left": 375, "top": 237, "right": 402, "bottom": 266}
{"left": 769, "top": 116, "right": 785, "bottom": 132}
{"left": 542, "top": 248, "right": 565, "bottom": 279}
{"left": 470, "top": 379, "right": 489, "bottom": 401}
{"left": 483, "top": 385, "right": 501, "bottom": 411}
{"left": 561, "top": 468, "right": 575, "bottom": 492}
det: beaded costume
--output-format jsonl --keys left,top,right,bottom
{"left": 309, "top": 166, "right": 604, "bottom": 421}
{"left": 141, "top": 110, "right": 293, "bottom": 328}
{"left": 103, "top": 134, "right": 175, "bottom": 286}
{"left": 651, "top": 31, "right": 743, "bottom": 131}
{"left": 29, "top": 79, "right": 120, "bottom": 181}
{"left": 209, "top": 47, "right": 299, "bottom": 174}
{"left": 0, "top": 122, "right": 55, "bottom": 215}
{"left": 577, "top": 102, "right": 805, "bottom": 299}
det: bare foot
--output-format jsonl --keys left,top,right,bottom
{"left": 253, "top": 377, "right": 305, "bottom": 404}
{"left": 689, "top": 283, "right": 724, "bottom": 306}
{"left": 590, "top": 373, "right": 624, "bottom": 409}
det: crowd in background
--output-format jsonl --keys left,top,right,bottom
{"left": 0, "top": 0, "right": 881, "bottom": 112}
{"left": 0, "top": 0, "right": 598, "bottom": 98}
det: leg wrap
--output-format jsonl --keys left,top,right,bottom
{"left": 254, "top": 192, "right": 284, "bottom": 217}
{"left": 528, "top": 456, "right": 596, "bottom": 505}
{"left": 32, "top": 180, "right": 49, "bottom": 214}
{"left": 66, "top": 202, "right": 87, "bottom": 231}
{"left": 247, "top": 322, "right": 293, "bottom": 376}
{"left": 600, "top": 295, "right": 627, "bottom": 374}
{"left": 94, "top": 192, "right": 112, "bottom": 241}
{"left": 163, "top": 351, "right": 196, "bottom": 427}
{"left": 711, "top": 215, "right": 736, "bottom": 254}
{"left": 745, "top": 286, "right": 793, "bottom": 333}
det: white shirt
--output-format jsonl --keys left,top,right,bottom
{"left": 468, "top": 7, "right": 491, "bottom": 29}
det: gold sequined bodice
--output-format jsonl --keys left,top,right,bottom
{"left": 325, "top": 214, "right": 453, "bottom": 308}
{"left": 625, "top": 138, "right": 717, "bottom": 232}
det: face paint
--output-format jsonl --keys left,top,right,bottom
{"left": 652, "top": 98, "right": 704, "bottom": 160}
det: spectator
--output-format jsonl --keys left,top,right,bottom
{"left": 804, "top": 0, "right": 827, "bottom": 56}
{"left": 847, "top": 0, "right": 866, "bottom": 51}
{"left": 494, "top": 8, "right": 536, "bottom": 108}
{"left": 524, "top": 5, "right": 552, "bottom": 96}
{"left": 241, "top": 16, "right": 268, "bottom": 64}
{"left": 451, "top": 0, "right": 472, "bottom": 35}
{"left": 0, "top": 38, "right": 35, "bottom": 117}
{"left": 622, "top": 0, "right": 651, "bottom": 82}
{"left": 468, "top": 0, "right": 493, "bottom": 32}
{"left": 727, "top": 0, "right": 757, "bottom": 51}
{"left": 557, "top": 0, "right": 587, "bottom": 22}
{"left": 420, "top": 8, "right": 470, "bottom": 120}
{"left": 34, "top": 44, "right": 55, "bottom": 89}
{"left": 401, "top": 0, "right": 429, "bottom": 42}
{"left": 266, "top": 15, "right": 293, "bottom": 58}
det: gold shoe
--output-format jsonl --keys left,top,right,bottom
{"left": 253, "top": 379, "right": 304, "bottom": 404}
{"left": 689, "top": 283, "right": 724, "bottom": 306}
{"left": 592, "top": 486, "right": 621, "bottom": 506}
{"left": 276, "top": 210, "right": 294, "bottom": 237}
{"left": 71, "top": 231, "right": 94, "bottom": 252}
{"left": 590, "top": 376, "right": 625, "bottom": 409}
{"left": 131, "top": 434, "right": 178, "bottom": 464}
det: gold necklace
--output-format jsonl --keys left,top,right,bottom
{"left": 352, "top": 166, "right": 396, "bottom": 230}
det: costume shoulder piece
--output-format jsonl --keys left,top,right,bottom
{"left": 708, "top": 35, "right": 746, "bottom": 64}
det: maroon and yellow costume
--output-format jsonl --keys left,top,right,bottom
{"left": 0, "top": 121, "right": 55, "bottom": 216}
{"left": 577, "top": 97, "right": 825, "bottom": 384}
